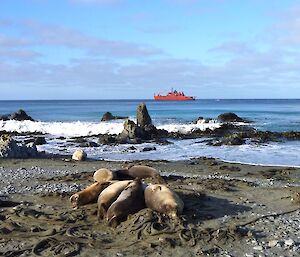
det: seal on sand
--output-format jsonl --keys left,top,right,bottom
{"left": 97, "top": 180, "right": 133, "bottom": 221}
{"left": 93, "top": 168, "right": 115, "bottom": 183}
{"left": 144, "top": 184, "right": 184, "bottom": 218}
{"left": 117, "top": 165, "right": 165, "bottom": 183}
{"left": 106, "top": 179, "right": 145, "bottom": 227}
{"left": 70, "top": 181, "right": 111, "bottom": 209}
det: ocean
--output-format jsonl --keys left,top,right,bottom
{"left": 1, "top": 99, "right": 300, "bottom": 166}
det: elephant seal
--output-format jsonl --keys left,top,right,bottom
{"left": 72, "top": 149, "right": 87, "bottom": 161}
{"left": 144, "top": 184, "right": 184, "bottom": 218}
{"left": 70, "top": 181, "right": 111, "bottom": 209}
{"left": 93, "top": 168, "right": 115, "bottom": 182}
{"left": 106, "top": 179, "right": 145, "bottom": 227}
{"left": 97, "top": 180, "right": 133, "bottom": 221}
{"left": 117, "top": 165, "right": 165, "bottom": 183}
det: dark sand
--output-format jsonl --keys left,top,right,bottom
{"left": 0, "top": 158, "right": 299, "bottom": 256}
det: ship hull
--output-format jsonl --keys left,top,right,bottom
{"left": 154, "top": 95, "right": 195, "bottom": 101}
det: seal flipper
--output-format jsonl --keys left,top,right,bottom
{"left": 108, "top": 215, "right": 119, "bottom": 228}
{"left": 97, "top": 204, "right": 107, "bottom": 222}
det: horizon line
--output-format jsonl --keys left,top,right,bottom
{"left": 0, "top": 98, "right": 300, "bottom": 101}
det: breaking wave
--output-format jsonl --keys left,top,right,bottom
{"left": 0, "top": 119, "right": 223, "bottom": 137}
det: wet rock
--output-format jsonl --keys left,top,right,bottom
{"left": 120, "top": 119, "right": 142, "bottom": 139}
{"left": 80, "top": 141, "right": 99, "bottom": 147}
{"left": 209, "top": 133, "right": 245, "bottom": 146}
{"left": 101, "top": 112, "right": 127, "bottom": 122}
{"left": 142, "top": 147, "right": 156, "bottom": 152}
{"left": 34, "top": 137, "right": 47, "bottom": 145}
{"left": 127, "top": 146, "right": 137, "bottom": 151}
{"left": 98, "top": 134, "right": 117, "bottom": 145}
{"left": 281, "top": 131, "right": 300, "bottom": 140}
{"left": 0, "top": 134, "right": 38, "bottom": 158}
{"left": 72, "top": 149, "right": 87, "bottom": 161}
{"left": 192, "top": 116, "right": 204, "bottom": 124}
{"left": 217, "top": 112, "right": 245, "bottom": 123}
{"left": 136, "top": 103, "right": 152, "bottom": 128}
{"left": 192, "top": 117, "right": 211, "bottom": 124}
{"left": 0, "top": 109, "right": 34, "bottom": 121}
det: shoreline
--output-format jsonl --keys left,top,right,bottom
{"left": 0, "top": 157, "right": 299, "bottom": 256}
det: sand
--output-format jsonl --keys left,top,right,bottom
{"left": 0, "top": 157, "right": 299, "bottom": 257}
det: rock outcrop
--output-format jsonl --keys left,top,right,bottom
{"left": 136, "top": 103, "right": 152, "bottom": 127}
{"left": 0, "top": 134, "right": 38, "bottom": 158}
{"left": 217, "top": 112, "right": 245, "bottom": 123}
{"left": 101, "top": 112, "right": 127, "bottom": 122}
{"left": 0, "top": 109, "right": 34, "bottom": 121}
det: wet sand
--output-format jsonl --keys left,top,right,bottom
{"left": 0, "top": 157, "right": 299, "bottom": 257}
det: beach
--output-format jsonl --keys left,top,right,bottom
{"left": 0, "top": 157, "right": 299, "bottom": 257}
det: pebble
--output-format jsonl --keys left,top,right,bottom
{"left": 284, "top": 239, "right": 295, "bottom": 246}
{"left": 253, "top": 246, "right": 263, "bottom": 251}
{"left": 268, "top": 240, "right": 278, "bottom": 247}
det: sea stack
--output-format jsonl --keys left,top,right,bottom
{"left": 136, "top": 103, "right": 152, "bottom": 128}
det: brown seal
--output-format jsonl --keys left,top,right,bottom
{"left": 144, "top": 184, "right": 184, "bottom": 218}
{"left": 106, "top": 179, "right": 145, "bottom": 227}
{"left": 97, "top": 180, "right": 133, "bottom": 221}
{"left": 117, "top": 165, "right": 165, "bottom": 183}
{"left": 93, "top": 168, "right": 115, "bottom": 183}
{"left": 70, "top": 181, "right": 111, "bottom": 209}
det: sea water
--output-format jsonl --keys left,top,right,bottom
{"left": 0, "top": 99, "right": 300, "bottom": 166}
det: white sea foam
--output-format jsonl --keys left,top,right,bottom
{"left": 0, "top": 120, "right": 124, "bottom": 137}
{"left": 37, "top": 138, "right": 300, "bottom": 167}
{"left": 157, "top": 119, "right": 221, "bottom": 133}
{"left": 0, "top": 119, "right": 223, "bottom": 137}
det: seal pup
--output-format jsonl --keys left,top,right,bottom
{"left": 106, "top": 179, "right": 145, "bottom": 227}
{"left": 117, "top": 165, "right": 165, "bottom": 184}
{"left": 144, "top": 184, "right": 184, "bottom": 218}
{"left": 70, "top": 181, "right": 111, "bottom": 209}
{"left": 97, "top": 180, "right": 133, "bottom": 221}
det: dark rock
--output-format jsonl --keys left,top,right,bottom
{"left": 136, "top": 103, "right": 152, "bottom": 128}
{"left": 0, "top": 109, "right": 34, "bottom": 121}
{"left": 72, "top": 138, "right": 87, "bottom": 144}
{"left": 141, "top": 147, "right": 156, "bottom": 152}
{"left": 119, "top": 119, "right": 143, "bottom": 139}
{"left": 101, "top": 112, "right": 127, "bottom": 122}
{"left": 0, "top": 134, "right": 38, "bottom": 158}
{"left": 34, "top": 137, "right": 47, "bottom": 145}
{"left": 223, "top": 133, "right": 245, "bottom": 145}
{"left": 209, "top": 133, "right": 245, "bottom": 146}
{"left": 281, "top": 131, "right": 300, "bottom": 140}
{"left": 192, "top": 117, "right": 205, "bottom": 124}
{"left": 127, "top": 146, "right": 137, "bottom": 151}
{"left": 217, "top": 112, "right": 245, "bottom": 123}
{"left": 98, "top": 134, "right": 117, "bottom": 145}
{"left": 80, "top": 141, "right": 99, "bottom": 147}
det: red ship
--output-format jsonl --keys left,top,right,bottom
{"left": 154, "top": 89, "right": 195, "bottom": 101}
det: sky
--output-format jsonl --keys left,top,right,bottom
{"left": 0, "top": 0, "right": 300, "bottom": 99}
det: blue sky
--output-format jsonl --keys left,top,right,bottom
{"left": 0, "top": 0, "right": 300, "bottom": 99}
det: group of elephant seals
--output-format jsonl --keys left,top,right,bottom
{"left": 145, "top": 184, "right": 184, "bottom": 218}
{"left": 69, "top": 181, "right": 112, "bottom": 209}
{"left": 106, "top": 179, "right": 146, "bottom": 227}
{"left": 93, "top": 165, "right": 165, "bottom": 184}
{"left": 97, "top": 180, "right": 133, "bottom": 221}
{"left": 69, "top": 164, "right": 184, "bottom": 226}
